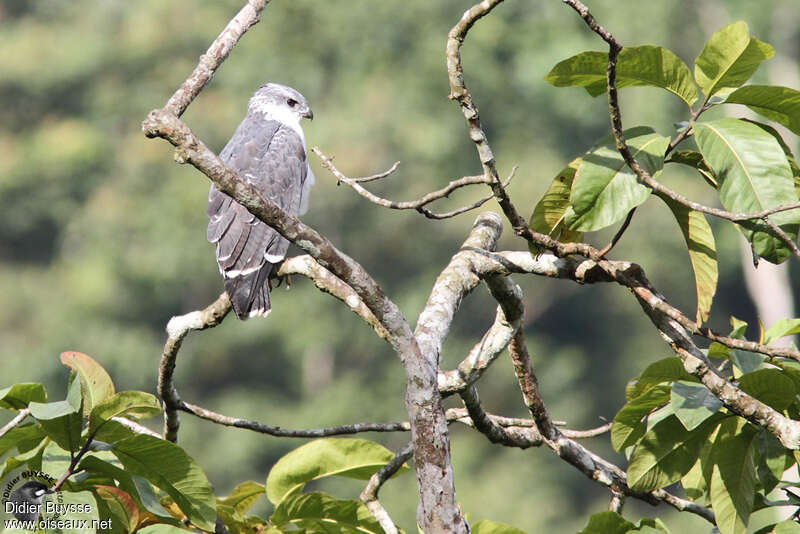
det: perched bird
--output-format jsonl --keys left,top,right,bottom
{"left": 207, "top": 83, "right": 314, "bottom": 319}
{"left": 8, "top": 480, "right": 51, "bottom": 522}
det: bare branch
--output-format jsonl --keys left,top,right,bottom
{"left": 460, "top": 385, "right": 540, "bottom": 447}
{"left": 415, "top": 212, "right": 504, "bottom": 366}
{"left": 164, "top": 0, "right": 271, "bottom": 117}
{"left": 159, "top": 293, "right": 232, "bottom": 442}
{"left": 313, "top": 147, "right": 516, "bottom": 220}
{"left": 360, "top": 443, "right": 413, "bottom": 534}
{"left": 181, "top": 401, "right": 411, "bottom": 437}
{"left": 0, "top": 408, "right": 30, "bottom": 439}
{"left": 277, "top": 255, "right": 391, "bottom": 343}
{"left": 608, "top": 492, "right": 625, "bottom": 514}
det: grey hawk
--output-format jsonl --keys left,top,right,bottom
{"left": 207, "top": 83, "right": 314, "bottom": 319}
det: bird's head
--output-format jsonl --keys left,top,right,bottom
{"left": 249, "top": 82, "right": 313, "bottom": 123}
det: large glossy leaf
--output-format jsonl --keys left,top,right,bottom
{"left": 266, "top": 438, "right": 408, "bottom": 505}
{"left": 111, "top": 434, "right": 216, "bottom": 531}
{"left": 738, "top": 368, "right": 796, "bottom": 411}
{"left": 665, "top": 150, "right": 717, "bottom": 187}
{"left": 545, "top": 46, "right": 698, "bottom": 106}
{"left": 528, "top": 158, "right": 582, "bottom": 254}
{"left": 658, "top": 194, "right": 718, "bottom": 325}
{"left": 270, "top": 492, "right": 383, "bottom": 534}
{"left": 611, "top": 385, "right": 670, "bottom": 451}
{"left": 93, "top": 484, "right": 140, "bottom": 534}
{"left": 577, "top": 512, "right": 635, "bottom": 534}
{"left": 710, "top": 418, "right": 758, "bottom": 534}
{"left": 60, "top": 351, "right": 115, "bottom": 416}
{"left": 627, "top": 414, "right": 722, "bottom": 491}
{"left": 625, "top": 357, "right": 698, "bottom": 401}
{"left": 0, "top": 423, "right": 45, "bottom": 456}
{"left": 694, "top": 21, "right": 774, "bottom": 99}
{"left": 726, "top": 85, "right": 800, "bottom": 135}
{"left": 565, "top": 128, "right": 670, "bottom": 231}
{"left": 670, "top": 382, "right": 722, "bottom": 431}
{"left": 88, "top": 390, "right": 162, "bottom": 436}
{"left": 0, "top": 383, "right": 47, "bottom": 410}
{"left": 763, "top": 318, "right": 800, "bottom": 346}
{"left": 693, "top": 118, "right": 800, "bottom": 264}
{"left": 217, "top": 480, "right": 265, "bottom": 515}
{"left": 28, "top": 400, "right": 83, "bottom": 453}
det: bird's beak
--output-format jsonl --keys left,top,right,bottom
{"left": 302, "top": 107, "right": 314, "bottom": 121}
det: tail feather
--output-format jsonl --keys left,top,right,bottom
{"left": 225, "top": 262, "right": 274, "bottom": 319}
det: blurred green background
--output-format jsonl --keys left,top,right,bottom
{"left": 1, "top": 0, "right": 798, "bottom": 531}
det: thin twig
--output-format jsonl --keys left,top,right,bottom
{"left": 597, "top": 207, "right": 636, "bottom": 258}
{"left": 314, "top": 147, "right": 516, "bottom": 219}
{"left": 360, "top": 443, "right": 413, "bottom": 534}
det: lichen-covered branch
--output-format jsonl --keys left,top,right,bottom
{"left": 159, "top": 293, "right": 232, "bottom": 442}
{"left": 277, "top": 255, "right": 391, "bottom": 343}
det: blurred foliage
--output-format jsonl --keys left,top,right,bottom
{"left": 0, "top": 0, "right": 798, "bottom": 531}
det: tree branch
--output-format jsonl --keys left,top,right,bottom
{"left": 159, "top": 293, "right": 232, "bottom": 442}
{"left": 313, "top": 146, "right": 517, "bottom": 219}
{"left": 360, "top": 443, "right": 413, "bottom": 534}
{"left": 277, "top": 255, "right": 391, "bottom": 343}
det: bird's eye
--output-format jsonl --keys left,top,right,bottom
{"left": 287, "top": 98, "right": 298, "bottom": 107}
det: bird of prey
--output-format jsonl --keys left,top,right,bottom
{"left": 207, "top": 83, "right": 314, "bottom": 319}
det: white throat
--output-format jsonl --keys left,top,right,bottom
{"left": 250, "top": 100, "right": 305, "bottom": 144}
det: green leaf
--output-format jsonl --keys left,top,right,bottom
{"left": 755, "top": 428, "right": 794, "bottom": 494}
{"left": 694, "top": 21, "right": 774, "bottom": 99}
{"left": 657, "top": 194, "right": 718, "bottom": 325}
{"left": 266, "top": 438, "right": 408, "bottom": 505}
{"left": 529, "top": 158, "right": 583, "bottom": 254}
{"left": 635, "top": 517, "right": 671, "bottom": 533}
{"left": 0, "top": 423, "right": 45, "bottom": 456}
{"left": 0, "top": 383, "right": 47, "bottom": 410}
{"left": 565, "top": 129, "right": 670, "bottom": 231}
{"left": 88, "top": 390, "right": 162, "bottom": 436}
{"left": 741, "top": 120, "right": 800, "bottom": 201}
{"left": 471, "top": 520, "right": 528, "bottom": 534}
{"left": 611, "top": 385, "right": 670, "bottom": 451}
{"left": 28, "top": 400, "right": 83, "bottom": 453}
{"left": 217, "top": 480, "right": 265, "bottom": 515}
{"left": 78, "top": 454, "right": 167, "bottom": 519}
{"left": 576, "top": 511, "right": 635, "bottom": 534}
{"left": 111, "top": 434, "right": 217, "bottom": 531}
{"left": 270, "top": 492, "right": 383, "bottom": 534}
{"left": 729, "top": 317, "right": 749, "bottom": 339}
{"left": 738, "top": 368, "right": 796, "bottom": 411}
{"left": 92, "top": 484, "right": 140, "bottom": 534}
{"left": 544, "top": 46, "right": 698, "bottom": 106}
{"left": 726, "top": 85, "right": 800, "bottom": 135}
{"left": 670, "top": 382, "right": 722, "bottom": 431}
{"left": 764, "top": 318, "right": 800, "bottom": 345}
{"left": 627, "top": 414, "right": 722, "bottom": 491}
{"left": 710, "top": 418, "right": 758, "bottom": 534}
{"left": 681, "top": 437, "right": 714, "bottom": 502}
{"left": 771, "top": 520, "right": 800, "bottom": 534}
{"left": 60, "top": 351, "right": 115, "bottom": 416}
{"left": 693, "top": 118, "right": 800, "bottom": 264}
{"left": 626, "top": 357, "right": 697, "bottom": 401}
{"left": 665, "top": 150, "right": 717, "bottom": 187}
